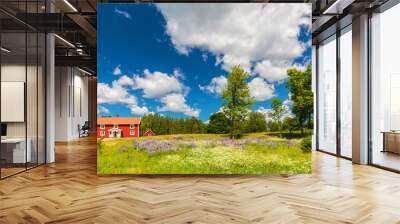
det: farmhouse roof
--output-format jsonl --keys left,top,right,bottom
{"left": 97, "top": 117, "right": 141, "bottom": 125}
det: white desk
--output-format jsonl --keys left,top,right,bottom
{"left": 1, "top": 138, "right": 31, "bottom": 163}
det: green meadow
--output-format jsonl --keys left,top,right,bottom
{"left": 97, "top": 133, "right": 311, "bottom": 175}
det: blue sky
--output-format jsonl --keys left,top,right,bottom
{"left": 98, "top": 3, "right": 311, "bottom": 122}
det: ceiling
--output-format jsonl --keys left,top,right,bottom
{"left": 311, "top": 0, "right": 390, "bottom": 43}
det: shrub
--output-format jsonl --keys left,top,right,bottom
{"left": 300, "top": 137, "right": 312, "bottom": 153}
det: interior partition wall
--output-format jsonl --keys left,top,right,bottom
{"left": 0, "top": 1, "right": 46, "bottom": 179}
{"left": 370, "top": 2, "right": 400, "bottom": 171}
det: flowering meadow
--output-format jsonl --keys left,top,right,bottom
{"left": 97, "top": 133, "right": 311, "bottom": 174}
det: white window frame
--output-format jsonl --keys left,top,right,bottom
{"left": 100, "top": 124, "right": 105, "bottom": 129}
{"left": 130, "top": 129, "right": 135, "bottom": 136}
{"left": 100, "top": 130, "right": 105, "bottom": 136}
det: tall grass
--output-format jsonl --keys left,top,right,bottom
{"left": 97, "top": 133, "right": 311, "bottom": 174}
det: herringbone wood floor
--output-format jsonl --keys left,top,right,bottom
{"left": 1, "top": 137, "right": 400, "bottom": 224}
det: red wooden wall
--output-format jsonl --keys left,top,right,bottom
{"left": 97, "top": 124, "right": 140, "bottom": 138}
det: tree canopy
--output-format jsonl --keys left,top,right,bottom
{"left": 268, "top": 98, "right": 287, "bottom": 134}
{"left": 221, "top": 66, "right": 255, "bottom": 139}
{"left": 245, "top": 112, "right": 267, "bottom": 133}
{"left": 140, "top": 113, "right": 206, "bottom": 136}
{"left": 286, "top": 64, "right": 313, "bottom": 134}
{"left": 207, "top": 112, "right": 230, "bottom": 134}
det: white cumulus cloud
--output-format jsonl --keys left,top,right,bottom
{"left": 114, "top": 9, "right": 131, "bottom": 19}
{"left": 130, "top": 105, "right": 149, "bottom": 115}
{"left": 113, "top": 64, "right": 122, "bottom": 75}
{"left": 103, "top": 69, "right": 199, "bottom": 117}
{"left": 114, "top": 75, "right": 134, "bottom": 87}
{"left": 97, "top": 76, "right": 149, "bottom": 116}
{"left": 133, "top": 69, "right": 186, "bottom": 99}
{"left": 199, "top": 75, "right": 227, "bottom": 95}
{"left": 97, "top": 105, "right": 110, "bottom": 114}
{"left": 97, "top": 82, "right": 137, "bottom": 105}
{"left": 156, "top": 3, "right": 310, "bottom": 81}
{"left": 200, "top": 75, "right": 275, "bottom": 102}
{"left": 157, "top": 93, "right": 200, "bottom": 117}
{"left": 248, "top": 77, "right": 275, "bottom": 101}
{"left": 253, "top": 60, "right": 289, "bottom": 82}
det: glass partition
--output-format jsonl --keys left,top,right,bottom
{"left": 1, "top": 31, "right": 28, "bottom": 177}
{"left": 27, "top": 30, "right": 38, "bottom": 169}
{"left": 370, "top": 3, "right": 400, "bottom": 171}
{"left": 0, "top": 1, "right": 46, "bottom": 179}
{"left": 317, "top": 35, "right": 337, "bottom": 154}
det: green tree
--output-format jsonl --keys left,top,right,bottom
{"left": 268, "top": 98, "right": 287, "bottom": 135}
{"left": 286, "top": 64, "right": 313, "bottom": 135}
{"left": 140, "top": 113, "right": 206, "bottom": 135}
{"left": 207, "top": 112, "right": 230, "bottom": 134}
{"left": 266, "top": 120, "right": 279, "bottom": 132}
{"left": 221, "top": 66, "right": 255, "bottom": 139}
{"left": 140, "top": 113, "right": 157, "bottom": 135}
{"left": 282, "top": 117, "right": 299, "bottom": 134}
{"left": 245, "top": 112, "right": 267, "bottom": 133}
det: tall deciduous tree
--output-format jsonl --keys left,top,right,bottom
{"left": 282, "top": 117, "right": 299, "bottom": 134}
{"left": 268, "top": 98, "right": 287, "bottom": 135}
{"left": 245, "top": 112, "right": 267, "bottom": 133}
{"left": 221, "top": 66, "right": 255, "bottom": 139}
{"left": 286, "top": 64, "right": 313, "bottom": 135}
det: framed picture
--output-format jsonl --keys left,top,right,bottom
{"left": 97, "top": 3, "right": 312, "bottom": 174}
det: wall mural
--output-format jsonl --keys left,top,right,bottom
{"left": 97, "top": 3, "right": 313, "bottom": 174}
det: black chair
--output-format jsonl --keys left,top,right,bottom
{"left": 79, "top": 121, "right": 90, "bottom": 138}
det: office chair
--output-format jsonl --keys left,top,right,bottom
{"left": 79, "top": 121, "right": 90, "bottom": 138}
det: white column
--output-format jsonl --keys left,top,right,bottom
{"left": 46, "top": 33, "right": 55, "bottom": 163}
{"left": 45, "top": 1, "right": 55, "bottom": 163}
{"left": 352, "top": 14, "right": 369, "bottom": 164}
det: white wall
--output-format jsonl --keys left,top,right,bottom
{"left": 54, "top": 67, "right": 89, "bottom": 141}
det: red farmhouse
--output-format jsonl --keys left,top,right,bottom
{"left": 97, "top": 117, "right": 141, "bottom": 138}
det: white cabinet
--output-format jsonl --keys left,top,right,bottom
{"left": 1, "top": 138, "right": 31, "bottom": 163}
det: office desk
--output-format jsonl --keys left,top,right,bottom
{"left": 382, "top": 132, "right": 400, "bottom": 154}
{"left": 1, "top": 138, "right": 31, "bottom": 163}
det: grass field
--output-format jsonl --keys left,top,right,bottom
{"left": 97, "top": 133, "right": 311, "bottom": 174}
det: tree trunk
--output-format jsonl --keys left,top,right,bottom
{"left": 230, "top": 118, "right": 234, "bottom": 139}
{"left": 278, "top": 122, "right": 282, "bottom": 138}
